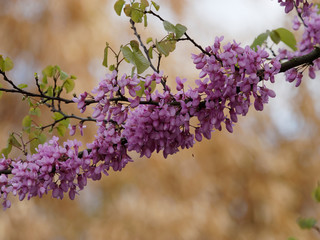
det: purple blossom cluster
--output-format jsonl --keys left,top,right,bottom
{"left": 278, "top": 0, "right": 310, "bottom": 13}
{"left": 279, "top": 2, "right": 320, "bottom": 86}
{"left": 1, "top": 0, "right": 319, "bottom": 210}
{"left": 0, "top": 137, "right": 88, "bottom": 209}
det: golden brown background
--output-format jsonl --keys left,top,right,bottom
{"left": 1, "top": 1, "right": 320, "bottom": 239}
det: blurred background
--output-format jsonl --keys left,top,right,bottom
{"left": 1, "top": 0, "right": 320, "bottom": 239}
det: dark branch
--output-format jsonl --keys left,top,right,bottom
{"left": 279, "top": 47, "right": 320, "bottom": 73}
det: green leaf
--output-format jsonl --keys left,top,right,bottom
{"left": 151, "top": 1, "right": 160, "bottom": 11}
{"left": 38, "top": 133, "right": 47, "bottom": 144}
{"left": 273, "top": 27, "right": 297, "bottom": 51}
{"left": 60, "top": 118, "right": 70, "bottom": 128}
{"left": 140, "top": 0, "right": 149, "bottom": 10}
{"left": 0, "top": 57, "right": 14, "bottom": 72}
{"left": 114, "top": 0, "right": 125, "bottom": 16}
{"left": 18, "top": 83, "right": 28, "bottom": 89}
{"left": 109, "top": 64, "right": 115, "bottom": 71}
{"left": 42, "top": 65, "right": 54, "bottom": 78}
{"left": 131, "top": 2, "right": 144, "bottom": 23}
{"left": 270, "top": 30, "right": 281, "bottom": 44}
{"left": 287, "top": 237, "right": 298, "bottom": 240}
{"left": 29, "top": 107, "right": 41, "bottom": 116}
{"left": 163, "top": 20, "right": 176, "bottom": 33}
{"left": 130, "top": 40, "right": 140, "bottom": 51}
{"left": 29, "top": 132, "right": 40, "bottom": 154}
{"left": 102, "top": 42, "right": 109, "bottom": 67}
{"left": 250, "top": 32, "right": 269, "bottom": 51}
{"left": 175, "top": 24, "right": 187, "bottom": 39}
{"left": 57, "top": 124, "right": 67, "bottom": 137}
{"left": 121, "top": 46, "right": 150, "bottom": 74}
{"left": 22, "top": 115, "right": 32, "bottom": 133}
{"left": 144, "top": 14, "right": 148, "bottom": 27}
{"left": 59, "top": 70, "right": 69, "bottom": 80}
{"left": 146, "top": 37, "right": 153, "bottom": 44}
{"left": 148, "top": 46, "right": 153, "bottom": 59}
{"left": 124, "top": 4, "right": 131, "bottom": 17}
{"left": 53, "top": 112, "right": 64, "bottom": 121}
{"left": 1, "top": 143, "right": 12, "bottom": 158}
{"left": 63, "top": 78, "right": 75, "bottom": 93}
{"left": 156, "top": 40, "right": 176, "bottom": 57}
{"left": 8, "top": 134, "right": 21, "bottom": 148}
{"left": 297, "top": 217, "right": 317, "bottom": 229}
{"left": 312, "top": 184, "right": 320, "bottom": 202}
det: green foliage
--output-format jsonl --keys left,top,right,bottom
{"left": 297, "top": 217, "right": 317, "bottom": 229}
{"left": 1, "top": 140, "right": 12, "bottom": 158}
{"left": 22, "top": 115, "right": 32, "bottom": 133}
{"left": 156, "top": 33, "right": 176, "bottom": 57}
{"left": 114, "top": 0, "right": 125, "bottom": 16}
{"left": 121, "top": 42, "right": 150, "bottom": 74}
{"left": 163, "top": 20, "right": 187, "bottom": 39}
{"left": 18, "top": 83, "right": 28, "bottom": 89}
{"left": 40, "top": 65, "right": 76, "bottom": 94}
{"left": 287, "top": 237, "right": 298, "bottom": 240}
{"left": 102, "top": 42, "right": 109, "bottom": 67}
{"left": 273, "top": 28, "right": 297, "bottom": 51}
{"left": 29, "top": 130, "right": 46, "bottom": 154}
{"left": 312, "top": 184, "right": 320, "bottom": 202}
{"left": 0, "top": 55, "right": 14, "bottom": 72}
{"left": 151, "top": 1, "right": 160, "bottom": 11}
{"left": 251, "top": 28, "right": 297, "bottom": 51}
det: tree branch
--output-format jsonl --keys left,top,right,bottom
{"left": 279, "top": 47, "right": 320, "bottom": 73}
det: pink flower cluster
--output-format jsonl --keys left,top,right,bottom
{"left": 278, "top": 2, "right": 320, "bottom": 86}
{"left": 0, "top": 137, "right": 88, "bottom": 209}
{"left": 1, "top": 0, "right": 319, "bottom": 210}
{"left": 278, "top": 0, "right": 310, "bottom": 13}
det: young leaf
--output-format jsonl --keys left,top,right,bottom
{"left": 156, "top": 40, "right": 176, "bottom": 57}
{"left": 109, "top": 64, "right": 115, "bottom": 71}
{"left": 146, "top": 37, "right": 153, "bottom": 44}
{"left": 53, "top": 112, "right": 64, "bottom": 121}
{"left": 2, "top": 57, "right": 14, "bottom": 72}
{"left": 140, "top": 0, "right": 149, "bottom": 10}
{"left": 151, "top": 1, "right": 160, "bottom": 11}
{"left": 297, "top": 217, "right": 317, "bottom": 229}
{"left": 114, "top": 0, "right": 125, "bottom": 16}
{"left": 312, "top": 184, "right": 320, "bottom": 202}
{"left": 42, "top": 65, "right": 54, "bottom": 78}
{"left": 148, "top": 46, "right": 153, "bottom": 59}
{"left": 59, "top": 70, "right": 69, "bottom": 80}
{"left": 63, "top": 78, "right": 75, "bottom": 93}
{"left": 29, "top": 107, "right": 41, "bottom": 116}
{"left": 1, "top": 143, "right": 12, "bottom": 158}
{"left": 121, "top": 46, "right": 150, "bottom": 74}
{"left": 273, "top": 28, "right": 297, "bottom": 51}
{"left": 131, "top": 2, "right": 143, "bottom": 23}
{"left": 57, "top": 124, "right": 67, "bottom": 137}
{"left": 175, "top": 24, "right": 187, "bottom": 39}
{"left": 18, "top": 83, "right": 28, "bottom": 89}
{"left": 250, "top": 32, "right": 269, "bottom": 51}
{"left": 22, "top": 115, "right": 32, "bottom": 133}
{"left": 8, "top": 134, "right": 22, "bottom": 148}
{"left": 102, "top": 42, "right": 109, "bottom": 67}
{"left": 144, "top": 14, "right": 148, "bottom": 27}
{"left": 270, "top": 30, "right": 281, "bottom": 44}
{"left": 124, "top": 4, "right": 132, "bottom": 17}
{"left": 163, "top": 20, "right": 176, "bottom": 33}
{"left": 130, "top": 40, "right": 140, "bottom": 51}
